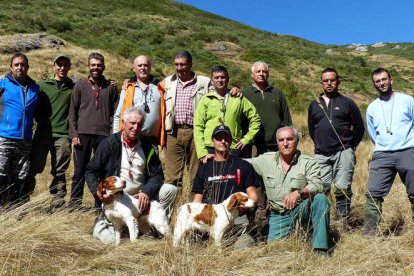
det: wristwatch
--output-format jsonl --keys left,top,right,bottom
{"left": 297, "top": 188, "right": 304, "bottom": 199}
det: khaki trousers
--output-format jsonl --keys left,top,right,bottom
{"left": 164, "top": 127, "right": 198, "bottom": 188}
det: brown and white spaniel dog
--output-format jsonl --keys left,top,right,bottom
{"left": 173, "top": 192, "right": 255, "bottom": 248}
{"left": 97, "top": 176, "right": 169, "bottom": 245}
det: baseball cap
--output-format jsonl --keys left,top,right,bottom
{"left": 53, "top": 53, "right": 71, "bottom": 63}
{"left": 211, "top": 125, "right": 232, "bottom": 139}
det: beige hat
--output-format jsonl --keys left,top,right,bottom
{"left": 53, "top": 53, "right": 71, "bottom": 63}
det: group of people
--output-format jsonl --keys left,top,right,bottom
{"left": 0, "top": 49, "right": 413, "bottom": 253}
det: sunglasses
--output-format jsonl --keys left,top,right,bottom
{"left": 143, "top": 103, "right": 150, "bottom": 113}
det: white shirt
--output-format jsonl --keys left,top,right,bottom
{"left": 120, "top": 139, "right": 146, "bottom": 194}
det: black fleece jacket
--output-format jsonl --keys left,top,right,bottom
{"left": 308, "top": 91, "right": 365, "bottom": 155}
{"left": 85, "top": 131, "right": 163, "bottom": 203}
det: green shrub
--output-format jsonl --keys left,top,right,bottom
{"left": 117, "top": 42, "right": 134, "bottom": 59}
{"left": 274, "top": 79, "right": 312, "bottom": 112}
{"left": 50, "top": 19, "right": 73, "bottom": 32}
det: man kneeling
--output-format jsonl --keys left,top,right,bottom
{"left": 247, "top": 126, "right": 330, "bottom": 253}
{"left": 85, "top": 106, "right": 177, "bottom": 243}
{"left": 191, "top": 125, "right": 258, "bottom": 250}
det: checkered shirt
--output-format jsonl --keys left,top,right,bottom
{"left": 174, "top": 76, "right": 196, "bottom": 126}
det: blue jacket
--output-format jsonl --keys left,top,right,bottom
{"left": 0, "top": 74, "right": 39, "bottom": 141}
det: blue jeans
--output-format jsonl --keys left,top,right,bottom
{"left": 268, "top": 194, "right": 330, "bottom": 250}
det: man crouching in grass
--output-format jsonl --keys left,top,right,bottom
{"left": 246, "top": 126, "right": 330, "bottom": 254}
{"left": 193, "top": 124, "right": 258, "bottom": 250}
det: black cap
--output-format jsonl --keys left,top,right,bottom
{"left": 212, "top": 125, "right": 232, "bottom": 139}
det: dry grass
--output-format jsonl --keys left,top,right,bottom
{"left": 2, "top": 124, "right": 414, "bottom": 275}
{"left": 1, "top": 42, "right": 414, "bottom": 275}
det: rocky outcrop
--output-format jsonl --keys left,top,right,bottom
{"left": 204, "top": 41, "right": 243, "bottom": 56}
{"left": 372, "top": 42, "right": 386, "bottom": 48}
{"left": 0, "top": 33, "right": 65, "bottom": 54}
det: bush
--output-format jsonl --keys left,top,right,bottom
{"left": 50, "top": 19, "right": 73, "bottom": 32}
{"left": 274, "top": 79, "right": 312, "bottom": 112}
{"left": 117, "top": 42, "right": 134, "bottom": 59}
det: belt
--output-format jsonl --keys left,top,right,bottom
{"left": 175, "top": 124, "right": 193, "bottom": 129}
{"left": 272, "top": 210, "right": 291, "bottom": 216}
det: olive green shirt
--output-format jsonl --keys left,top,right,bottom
{"left": 35, "top": 76, "right": 74, "bottom": 138}
{"left": 247, "top": 151, "right": 322, "bottom": 213}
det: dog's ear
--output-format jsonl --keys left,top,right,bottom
{"left": 227, "top": 194, "right": 238, "bottom": 211}
{"left": 97, "top": 179, "right": 107, "bottom": 197}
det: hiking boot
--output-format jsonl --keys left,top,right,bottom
{"left": 363, "top": 196, "right": 383, "bottom": 236}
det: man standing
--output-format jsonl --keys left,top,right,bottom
{"left": 158, "top": 50, "right": 211, "bottom": 188}
{"left": 364, "top": 68, "right": 414, "bottom": 235}
{"left": 242, "top": 61, "right": 292, "bottom": 240}
{"left": 86, "top": 107, "right": 177, "bottom": 243}
{"left": 247, "top": 126, "right": 330, "bottom": 252}
{"left": 242, "top": 61, "right": 292, "bottom": 154}
{"left": 113, "top": 55, "right": 165, "bottom": 146}
{"left": 194, "top": 65, "right": 260, "bottom": 159}
{"left": 69, "top": 52, "right": 118, "bottom": 209}
{"left": 192, "top": 124, "right": 258, "bottom": 250}
{"left": 308, "top": 68, "right": 364, "bottom": 221}
{"left": 25, "top": 53, "right": 74, "bottom": 212}
{"left": 0, "top": 53, "right": 39, "bottom": 205}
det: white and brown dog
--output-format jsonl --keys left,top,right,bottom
{"left": 97, "top": 176, "right": 169, "bottom": 245}
{"left": 172, "top": 192, "right": 255, "bottom": 248}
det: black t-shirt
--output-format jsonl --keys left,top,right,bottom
{"left": 192, "top": 156, "right": 258, "bottom": 204}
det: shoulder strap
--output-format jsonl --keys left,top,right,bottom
{"left": 315, "top": 98, "right": 346, "bottom": 150}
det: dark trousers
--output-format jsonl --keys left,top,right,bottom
{"left": 25, "top": 135, "right": 72, "bottom": 208}
{"left": 70, "top": 134, "right": 106, "bottom": 207}
{"left": 364, "top": 148, "right": 414, "bottom": 234}
{"left": 0, "top": 137, "right": 31, "bottom": 206}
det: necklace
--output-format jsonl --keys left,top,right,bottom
{"left": 136, "top": 80, "right": 148, "bottom": 92}
{"left": 88, "top": 79, "right": 102, "bottom": 109}
{"left": 207, "top": 157, "right": 230, "bottom": 204}
{"left": 122, "top": 141, "right": 137, "bottom": 179}
{"left": 218, "top": 92, "right": 229, "bottom": 122}
{"left": 380, "top": 95, "right": 394, "bottom": 135}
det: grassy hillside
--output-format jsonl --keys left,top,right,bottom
{"left": 1, "top": 2, "right": 414, "bottom": 273}
{"left": 1, "top": 0, "right": 414, "bottom": 113}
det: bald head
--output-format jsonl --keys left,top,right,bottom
{"left": 133, "top": 55, "right": 151, "bottom": 82}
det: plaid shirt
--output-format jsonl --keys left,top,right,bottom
{"left": 174, "top": 76, "right": 196, "bottom": 126}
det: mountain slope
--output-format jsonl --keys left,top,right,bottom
{"left": 1, "top": 0, "right": 413, "bottom": 111}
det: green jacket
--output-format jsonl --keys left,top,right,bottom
{"left": 242, "top": 84, "right": 292, "bottom": 150}
{"left": 247, "top": 151, "right": 322, "bottom": 213}
{"left": 194, "top": 90, "right": 261, "bottom": 158}
{"left": 35, "top": 76, "right": 74, "bottom": 138}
